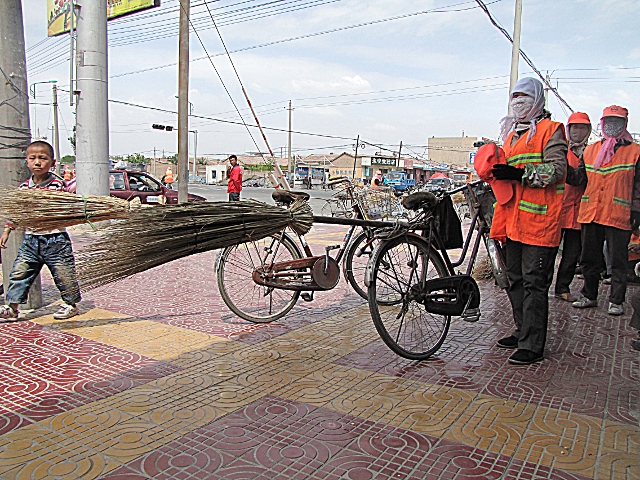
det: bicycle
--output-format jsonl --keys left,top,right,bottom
{"left": 364, "top": 180, "right": 508, "bottom": 360}
{"left": 215, "top": 179, "right": 400, "bottom": 322}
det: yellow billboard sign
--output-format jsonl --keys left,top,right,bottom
{"left": 47, "top": 0, "right": 160, "bottom": 37}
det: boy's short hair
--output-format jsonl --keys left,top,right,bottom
{"left": 228, "top": 154, "right": 238, "bottom": 161}
{"left": 27, "top": 140, "right": 55, "bottom": 159}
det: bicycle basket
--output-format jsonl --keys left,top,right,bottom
{"left": 356, "top": 187, "right": 402, "bottom": 220}
{"left": 465, "top": 182, "right": 497, "bottom": 229}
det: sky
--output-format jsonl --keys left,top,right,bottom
{"left": 22, "top": 0, "right": 640, "bottom": 162}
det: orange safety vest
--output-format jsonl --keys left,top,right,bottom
{"left": 165, "top": 169, "right": 174, "bottom": 184}
{"left": 577, "top": 141, "right": 640, "bottom": 230}
{"left": 490, "top": 118, "right": 565, "bottom": 247}
{"left": 558, "top": 149, "right": 585, "bottom": 231}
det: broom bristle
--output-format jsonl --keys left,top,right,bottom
{"left": 75, "top": 200, "right": 313, "bottom": 291}
{"left": 0, "top": 188, "right": 133, "bottom": 231}
{"left": 472, "top": 255, "right": 494, "bottom": 281}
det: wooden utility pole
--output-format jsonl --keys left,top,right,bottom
{"left": 52, "top": 83, "right": 61, "bottom": 174}
{"left": 177, "top": 0, "right": 190, "bottom": 203}
{"left": 0, "top": 0, "right": 42, "bottom": 307}
{"left": 508, "top": 0, "right": 523, "bottom": 114}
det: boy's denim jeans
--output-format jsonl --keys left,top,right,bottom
{"left": 6, "top": 233, "right": 81, "bottom": 306}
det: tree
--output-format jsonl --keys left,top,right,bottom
{"left": 167, "top": 153, "right": 178, "bottom": 164}
{"left": 68, "top": 125, "right": 76, "bottom": 154}
{"left": 125, "top": 153, "right": 150, "bottom": 164}
{"left": 196, "top": 157, "right": 208, "bottom": 165}
{"left": 60, "top": 155, "right": 75, "bottom": 164}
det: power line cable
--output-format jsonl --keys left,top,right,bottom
{"left": 473, "top": 0, "right": 573, "bottom": 112}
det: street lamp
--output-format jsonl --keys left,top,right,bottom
{"left": 29, "top": 80, "right": 57, "bottom": 140}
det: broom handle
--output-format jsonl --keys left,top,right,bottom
{"left": 312, "top": 215, "right": 399, "bottom": 229}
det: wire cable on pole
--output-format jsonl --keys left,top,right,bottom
{"left": 473, "top": 0, "right": 573, "bottom": 113}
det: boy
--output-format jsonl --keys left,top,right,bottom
{"left": 0, "top": 141, "right": 81, "bottom": 320}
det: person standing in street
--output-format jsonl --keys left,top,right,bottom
{"left": 554, "top": 112, "right": 592, "bottom": 302}
{"left": 227, "top": 154, "right": 242, "bottom": 201}
{"left": 491, "top": 77, "right": 568, "bottom": 365}
{"left": 572, "top": 105, "right": 640, "bottom": 315}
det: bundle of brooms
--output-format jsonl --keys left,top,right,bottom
{"left": 74, "top": 200, "right": 313, "bottom": 291}
{"left": 0, "top": 188, "right": 134, "bottom": 231}
{"left": 0, "top": 188, "right": 313, "bottom": 291}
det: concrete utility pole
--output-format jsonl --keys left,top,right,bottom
{"left": 75, "top": 0, "right": 109, "bottom": 196}
{"left": 287, "top": 100, "right": 293, "bottom": 174}
{"left": 177, "top": 0, "right": 190, "bottom": 203}
{"left": 52, "top": 84, "right": 61, "bottom": 174}
{"left": 0, "top": 0, "right": 42, "bottom": 308}
{"left": 508, "top": 0, "right": 523, "bottom": 114}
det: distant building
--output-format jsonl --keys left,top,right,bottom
{"left": 428, "top": 136, "right": 481, "bottom": 169}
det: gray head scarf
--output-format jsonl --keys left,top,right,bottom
{"left": 500, "top": 77, "right": 546, "bottom": 144}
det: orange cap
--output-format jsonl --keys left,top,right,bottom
{"left": 602, "top": 105, "right": 628, "bottom": 119}
{"left": 567, "top": 112, "right": 591, "bottom": 125}
{"left": 473, "top": 143, "right": 514, "bottom": 206}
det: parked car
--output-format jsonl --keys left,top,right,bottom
{"left": 66, "top": 170, "right": 206, "bottom": 204}
{"left": 424, "top": 177, "right": 453, "bottom": 192}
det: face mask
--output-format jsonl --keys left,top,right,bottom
{"left": 568, "top": 125, "right": 590, "bottom": 145}
{"left": 510, "top": 96, "right": 535, "bottom": 120}
{"left": 602, "top": 117, "right": 626, "bottom": 138}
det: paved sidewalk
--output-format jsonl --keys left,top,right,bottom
{"left": 0, "top": 223, "right": 638, "bottom": 479}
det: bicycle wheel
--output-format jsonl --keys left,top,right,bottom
{"left": 217, "top": 233, "right": 303, "bottom": 323}
{"left": 343, "top": 229, "right": 379, "bottom": 300}
{"left": 368, "top": 234, "right": 451, "bottom": 360}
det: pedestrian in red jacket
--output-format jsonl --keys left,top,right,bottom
{"left": 227, "top": 155, "right": 242, "bottom": 201}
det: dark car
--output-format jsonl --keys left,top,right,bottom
{"left": 67, "top": 170, "right": 206, "bottom": 204}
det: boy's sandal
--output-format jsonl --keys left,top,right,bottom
{"left": 0, "top": 305, "right": 18, "bottom": 319}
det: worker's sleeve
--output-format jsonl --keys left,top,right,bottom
{"left": 566, "top": 156, "right": 587, "bottom": 187}
{"left": 632, "top": 157, "right": 640, "bottom": 212}
{"left": 522, "top": 125, "right": 567, "bottom": 188}
{"left": 542, "top": 125, "right": 568, "bottom": 183}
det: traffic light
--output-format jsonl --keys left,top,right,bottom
{"left": 152, "top": 124, "right": 166, "bottom": 130}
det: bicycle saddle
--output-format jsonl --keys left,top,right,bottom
{"left": 402, "top": 192, "right": 438, "bottom": 211}
{"left": 272, "top": 190, "right": 311, "bottom": 205}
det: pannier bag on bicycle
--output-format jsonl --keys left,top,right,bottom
{"left": 430, "top": 195, "right": 463, "bottom": 249}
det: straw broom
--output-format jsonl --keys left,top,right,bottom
{"left": 0, "top": 188, "right": 134, "bottom": 231}
{"left": 74, "top": 200, "right": 313, "bottom": 291}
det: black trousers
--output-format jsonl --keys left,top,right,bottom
{"left": 580, "top": 223, "right": 631, "bottom": 305}
{"left": 555, "top": 228, "right": 582, "bottom": 295}
{"left": 228, "top": 192, "right": 240, "bottom": 201}
{"left": 505, "top": 240, "right": 558, "bottom": 355}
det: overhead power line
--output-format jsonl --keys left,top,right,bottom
{"left": 473, "top": 0, "right": 573, "bottom": 113}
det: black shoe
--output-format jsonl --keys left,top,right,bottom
{"left": 631, "top": 340, "right": 640, "bottom": 352}
{"left": 508, "top": 349, "right": 544, "bottom": 365}
{"left": 496, "top": 335, "right": 518, "bottom": 349}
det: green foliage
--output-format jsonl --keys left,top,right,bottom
{"left": 196, "top": 157, "right": 208, "bottom": 165}
{"left": 167, "top": 153, "right": 178, "bottom": 164}
{"left": 60, "top": 155, "right": 75, "bottom": 164}
{"left": 244, "top": 157, "right": 275, "bottom": 171}
{"left": 125, "top": 153, "right": 150, "bottom": 164}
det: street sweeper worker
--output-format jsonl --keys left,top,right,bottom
{"left": 571, "top": 105, "right": 640, "bottom": 316}
{"left": 489, "top": 77, "right": 568, "bottom": 366}
{"left": 0, "top": 140, "right": 81, "bottom": 321}
{"left": 227, "top": 154, "right": 243, "bottom": 201}
{"left": 553, "top": 112, "right": 592, "bottom": 302}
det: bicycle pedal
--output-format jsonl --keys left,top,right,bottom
{"left": 461, "top": 307, "right": 481, "bottom": 322}
{"left": 301, "top": 292, "right": 314, "bottom": 302}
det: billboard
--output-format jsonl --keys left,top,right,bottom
{"left": 47, "top": 0, "right": 160, "bottom": 37}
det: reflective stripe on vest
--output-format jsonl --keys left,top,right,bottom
{"left": 506, "top": 152, "right": 543, "bottom": 167}
{"left": 518, "top": 200, "right": 548, "bottom": 215}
